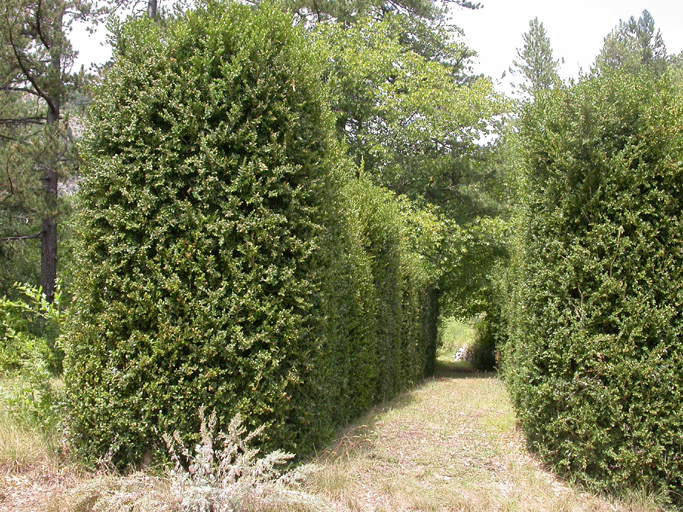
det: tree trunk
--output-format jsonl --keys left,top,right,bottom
{"left": 41, "top": 104, "right": 59, "bottom": 303}
{"left": 40, "top": 199, "right": 57, "bottom": 302}
{"left": 148, "top": 0, "right": 157, "bottom": 18}
{"left": 423, "top": 286, "right": 440, "bottom": 377}
{"left": 41, "top": 21, "right": 62, "bottom": 303}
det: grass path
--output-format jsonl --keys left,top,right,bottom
{"left": 0, "top": 359, "right": 666, "bottom": 511}
{"left": 302, "top": 359, "right": 662, "bottom": 512}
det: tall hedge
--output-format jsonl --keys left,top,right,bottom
{"left": 66, "top": 1, "right": 438, "bottom": 465}
{"left": 504, "top": 71, "right": 683, "bottom": 502}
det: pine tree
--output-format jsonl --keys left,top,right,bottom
{"left": 596, "top": 10, "right": 668, "bottom": 76}
{"left": 510, "top": 17, "right": 562, "bottom": 98}
{"left": 0, "top": 0, "right": 107, "bottom": 301}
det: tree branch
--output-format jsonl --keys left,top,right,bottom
{"left": 35, "top": 0, "right": 52, "bottom": 51}
{"left": 4, "top": 159, "right": 14, "bottom": 199}
{"left": 0, "top": 117, "right": 46, "bottom": 125}
{"left": 0, "top": 232, "right": 41, "bottom": 242}
{"left": 1, "top": 86, "right": 41, "bottom": 97}
{"left": 7, "top": 20, "right": 54, "bottom": 110}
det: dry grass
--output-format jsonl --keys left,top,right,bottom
{"left": 0, "top": 374, "right": 76, "bottom": 512}
{"left": 42, "top": 469, "right": 335, "bottom": 512}
{"left": 299, "top": 357, "right": 668, "bottom": 512}
{"left": 0, "top": 377, "right": 55, "bottom": 472}
{"left": 0, "top": 416, "right": 55, "bottom": 471}
{"left": 43, "top": 472, "right": 180, "bottom": 512}
{"left": 0, "top": 361, "right": 672, "bottom": 512}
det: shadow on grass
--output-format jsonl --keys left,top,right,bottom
{"left": 313, "top": 360, "right": 497, "bottom": 462}
{"left": 314, "top": 388, "right": 421, "bottom": 463}
{"left": 433, "top": 358, "right": 498, "bottom": 380}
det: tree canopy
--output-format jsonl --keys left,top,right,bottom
{"left": 595, "top": 10, "right": 667, "bottom": 76}
{"left": 318, "top": 13, "right": 502, "bottom": 215}
{"left": 510, "top": 17, "right": 562, "bottom": 98}
{"left": 278, "top": 0, "right": 480, "bottom": 24}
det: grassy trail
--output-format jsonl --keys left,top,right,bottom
{"left": 302, "top": 358, "right": 662, "bottom": 512}
{"left": 0, "top": 358, "right": 665, "bottom": 511}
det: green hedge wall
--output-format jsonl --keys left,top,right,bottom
{"left": 505, "top": 71, "right": 683, "bottom": 503}
{"left": 66, "top": 1, "right": 438, "bottom": 465}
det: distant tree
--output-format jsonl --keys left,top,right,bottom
{"left": 0, "top": 0, "right": 105, "bottom": 301}
{"left": 317, "top": 12, "right": 508, "bottom": 365}
{"left": 278, "top": 0, "right": 480, "bottom": 25}
{"left": 0, "top": 92, "right": 44, "bottom": 293}
{"left": 0, "top": 0, "right": 163, "bottom": 300}
{"left": 669, "top": 52, "right": 683, "bottom": 90}
{"left": 318, "top": 13, "right": 501, "bottom": 217}
{"left": 510, "top": 17, "right": 562, "bottom": 98}
{"left": 595, "top": 10, "right": 667, "bottom": 76}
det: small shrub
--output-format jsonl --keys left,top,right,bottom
{"left": 0, "top": 281, "right": 67, "bottom": 375}
{"left": 52, "top": 411, "right": 331, "bottom": 512}
{"left": 163, "top": 408, "right": 296, "bottom": 511}
{"left": 0, "top": 376, "right": 61, "bottom": 470}
{"left": 0, "top": 282, "right": 68, "bottom": 436}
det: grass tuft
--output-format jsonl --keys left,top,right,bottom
{"left": 0, "top": 374, "right": 61, "bottom": 473}
{"left": 0, "top": 417, "right": 55, "bottom": 472}
{"left": 46, "top": 409, "right": 333, "bottom": 512}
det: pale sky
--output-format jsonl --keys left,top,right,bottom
{"left": 451, "top": 0, "right": 683, "bottom": 93}
{"left": 73, "top": 0, "right": 683, "bottom": 95}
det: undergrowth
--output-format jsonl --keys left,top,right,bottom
{"left": 49, "top": 408, "right": 332, "bottom": 512}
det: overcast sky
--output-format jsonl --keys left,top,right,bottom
{"left": 451, "top": 0, "right": 683, "bottom": 93}
{"left": 73, "top": 0, "right": 683, "bottom": 94}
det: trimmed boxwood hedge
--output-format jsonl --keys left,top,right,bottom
{"left": 66, "top": 1, "right": 438, "bottom": 465}
{"left": 505, "top": 70, "right": 683, "bottom": 503}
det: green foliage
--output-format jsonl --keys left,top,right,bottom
{"left": 469, "top": 308, "right": 502, "bottom": 371}
{"left": 277, "top": 0, "right": 479, "bottom": 25}
{"left": 0, "top": 0, "right": 102, "bottom": 302}
{"left": 317, "top": 176, "right": 441, "bottom": 420}
{"left": 316, "top": 13, "right": 508, "bottom": 336}
{"left": 595, "top": 10, "right": 668, "bottom": 77}
{"left": 317, "top": 13, "right": 501, "bottom": 210}
{"left": 0, "top": 282, "right": 68, "bottom": 434}
{"left": 308, "top": 9, "right": 513, "bottom": 355}
{"left": 0, "top": 281, "right": 68, "bottom": 374}
{"left": 505, "top": 71, "right": 683, "bottom": 503}
{"left": 510, "top": 17, "right": 562, "bottom": 98}
{"left": 0, "top": 87, "right": 80, "bottom": 300}
{"left": 460, "top": 127, "right": 527, "bottom": 370}
{"left": 440, "top": 216, "right": 509, "bottom": 317}
{"left": 0, "top": 295, "right": 32, "bottom": 373}
{"left": 0, "top": 93, "right": 45, "bottom": 295}
{"left": 437, "top": 317, "right": 474, "bottom": 355}
{"left": 67, "top": 1, "right": 438, "bottom": 466}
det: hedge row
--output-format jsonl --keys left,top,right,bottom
{"left": 66, "top": 2, "right": 438, "bottom": 465}
{"left": 504, "top": 71, "right": 683, "bottom": 503}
